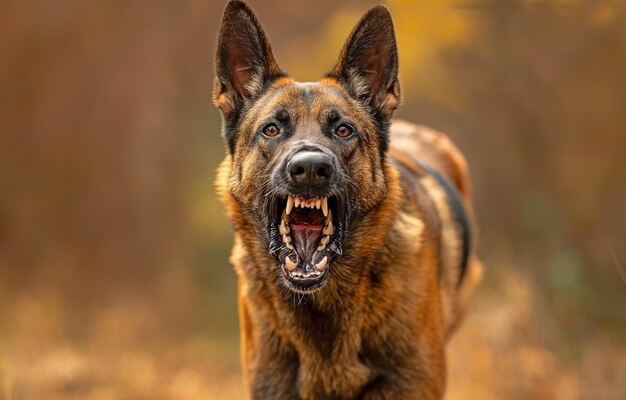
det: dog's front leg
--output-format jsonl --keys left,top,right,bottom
{"left": 240, "top": 299, "right": 300, "bottom": 400}
{"left": 356, "top": 371, "right": 445, "bottom": 400}
{"left": 248, "top": 332, "right": 300, "bottom": 399}
{"left": 356, "top": 341, "right": 446, "bottom": 400}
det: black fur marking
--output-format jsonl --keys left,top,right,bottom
{"left": 276, "top": 108, "right": 289, "bottom": 123}
{"left": 418, "top": 162, "right": 471, "bottom": 286}
{"left": 373, "top": 113, "right": 391, "bottom": 159}
{"left": 327, "top": 109, "right": 340, "bottom": 126}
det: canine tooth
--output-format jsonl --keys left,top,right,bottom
{"left": 317, "top": 244, "right": 326, "bottom": 251}
{"left": 321, "top": 235, "right": 330, "bottom": 246}
{"left": 315, "top": 256, "right": 328, "bottom": 271}
{"left": 279, "top": 219, "right": 289, "bottom": 235}
{"left": 323, "top": 220, "right": 333, "bottom": 236}
{"left": 286, "top": 256, "right": 297, "bottom": 271}
{"left": 282, "top": 234, "right": 291, "bottom": 244}
{"left": 286, "top": 196, "right": 294, "bottom": 215}
{"left": 321, "top": 197, "right": 328, "bottom": 216}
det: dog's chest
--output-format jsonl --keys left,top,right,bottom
{"left": 296, "top": 350, "right": 372, "bottom": 400}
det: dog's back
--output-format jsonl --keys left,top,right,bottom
{"left": 389, "top": 120, "right": 482, "bottom": 337}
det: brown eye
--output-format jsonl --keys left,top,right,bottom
{"left": 335, "top": 124, "right": 352, "bottom": 138}
{"left": 263, "top": 124, "right": 279, "bottom": 137}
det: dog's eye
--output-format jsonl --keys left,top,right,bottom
{"left": 335, "top": 125, "right": 353, "bottom": 138}
{"left": 262, "top": 124, "right": 280, "bottom": 137}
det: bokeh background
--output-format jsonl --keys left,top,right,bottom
{"left": 1, "top": 0, "right": 625, "bottom": 399}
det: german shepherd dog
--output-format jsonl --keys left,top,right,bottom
{"left": 214, "top": 1, "right": 482, "bottom": 398}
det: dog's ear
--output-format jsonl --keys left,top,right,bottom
{"left": 214, "top": 0, "right": 285, "bottom": 115}
{"left": 326, "top": 6, "right": 401, "bottom": 119}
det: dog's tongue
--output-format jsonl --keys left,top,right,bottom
{"left": 289, "top": 208, "right": 324, "bottom": 261}
{"left": 291, "top": 228, "right": 322, "bottom": 261}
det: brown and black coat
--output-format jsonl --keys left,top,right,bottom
{"left": 214, "top": 2, "right": 482, "bottom": 399}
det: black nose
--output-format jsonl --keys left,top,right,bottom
{"left": 287, "top": 151, "right": 334, "bottom": 187}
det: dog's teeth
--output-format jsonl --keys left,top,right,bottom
{"left": 286, "top": 196, "right": 294, "bottom": 215}
{"left": 279, "top": 219, "right": 289, "bottom": 235}
{"left": 286, "top": 243, "right": 294, "bottom": 250}
{"left": 317, "top": 244, "right": 326, "bottom": 251}
{"left": 295, "top": 197, "right": 300, "bottom": 208}
{"left": 321, "top": 235, "right": 330, "bottom": 246}
{"left": 286, "top": 256, "right": 297, "bottom": 271}
{"left": 315, "top": 199, "right": 321, "bottom": 209}
{"left": 323, "top": 220, "right": 333, "bottom": 236}
{"left": 321, "top": 197, "right": 328, "bottom": 216}
{"left": 315, "top": 256, "right": 328, "bottom": 271}
{"left": 283, "top": 234, "right": 291, "bottom": 244}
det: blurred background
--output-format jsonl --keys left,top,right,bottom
{"left": 1, "top": 0, "right": 625, "bottom": 399}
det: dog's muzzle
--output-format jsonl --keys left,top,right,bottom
{"left": 267, "top": 144, "right": 347, "bottom": 293}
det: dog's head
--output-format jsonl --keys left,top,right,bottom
{"left": 214, "top": 1, "right": 400, "bottom": 293}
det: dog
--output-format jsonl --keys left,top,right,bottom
{"left": 213, "top": 1, "right": 482, "bottom": 398}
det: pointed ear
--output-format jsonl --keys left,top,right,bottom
{"left": 326, "top": 6, "right": 400, "bottom": 118}
{"left": 214, "top": 0, "right": 285, "bottom": 115}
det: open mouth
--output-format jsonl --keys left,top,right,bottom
{"left": 269, "top": 194, "right": 345, "bottom": 292}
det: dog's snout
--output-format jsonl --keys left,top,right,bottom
{"left": 287, "top": 151, "right": 334, "bottom": 187}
